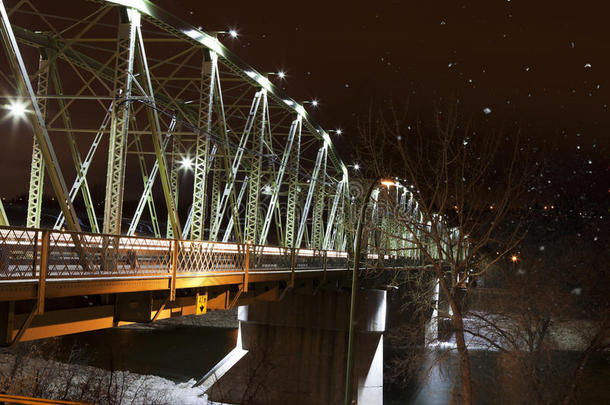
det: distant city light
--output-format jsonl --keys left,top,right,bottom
{"left": 311, "top": 100, "right": 318, "bottom": 107}
{"left": 277, "top": 71, "right": 286, "bottom": 79}
{"left": 180, "top": 157, "right": 193, "bottom": 170}
{"left": 511, "top": 255, "right": 518, "bottom": 263}
{"left": 353, "top": 163, "right": 360, "bottom": 171}
{"left": 229, "top": 29, "right": 238, "bottom": 38}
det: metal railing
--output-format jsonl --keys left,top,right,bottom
{"left": 0, "top": 225, "right": 349, "bottom": 282}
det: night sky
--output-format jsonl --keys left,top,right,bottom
{"left": 153, "top": 0, "right": 608, "bottom": 205}
{"left": 1, "top": 0, "right": 608, "bottom": 212}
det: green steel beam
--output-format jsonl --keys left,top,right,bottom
{"left": 284, "top": 120, "right": 302, "bottom": 248}
{"left": 209, "top": 90, "right": 262, "bottom": 241}
{"left": 259, "top": 116, "right": 299, "bottom": 245}
{"left": 166, "top": 134, "right": 181, "bottom": 238}
{"left": 295, "top": 145, "right": 325, "bottom": 248}
{"left": 103, "top": 7, "right": 138, "bottom": 235}
{"left": 0, "top": 1, "right": 81, "bottom": 233}
{"left": 133, "top": 134, "right": 161, "bottom": 237}
{"left": 191, "top": 50, "right": 216, "bottom": 240}
{"left": 127, "top": 119, "right": 174, "bottom": 237}
{"left": 26, "top": 51, "right": 49, "bottom": 229}
{"left": 311, "top": 147, "right": 327, "bottom": 248}
{"left": 244, "top": 91, "right": 267, "bottom": 243}
{"left": 134, "top": 14, "right": 182, "bottom": 239}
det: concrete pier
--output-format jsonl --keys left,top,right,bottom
{"left": 198, "top": 288, "right": 387, "bottom": 404}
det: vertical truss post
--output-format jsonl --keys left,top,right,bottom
{"left": 259, "top": 116, "right": 299, "bottom": 245}
{"left": 284, "top": 120, "right": 301, "bottom": 247}
{"left": 311, "top": 147, "right": 327, "bottom": 248}
{"left": 0, "top": 200, "right": 7, "bottom": 226}
{"left": 245, "top": 90, "right": 267, "bottom": 243}
{"left": 26, "top": 51, "right": 49, "bottom": 228}
{"left": 399, "top": 189, "right": 407, "bottom": 257}
{"left": 191, "top": 50, "right": 216, "bottom": 240}
{"left": 166, "top": 135, "right": 181, "bottom": 238}
{"left": 332, "top": 194, "right": 346, "bottom": 250}
{"left": 323, "top": 178, "right": 345, "bottom": 250}
{"left": 208, "top": 157, "right": 221, "bottom": 239}
{"left": 0, "top": 2, "right": 81, "bottom": 232}
{"left": 103, "top": 7, "right": 138, "bottom": 235}
{"left": 295, "top": 144, "right": 326, "bottom": 248}
{"left": 182, "top": 144, "right": 217, "bottom": 239}
{"left": 209, "top": 90, "right": 263, "bottom": 241}
{"left": 368, "top": 189, "right": 379, "bottom": 253}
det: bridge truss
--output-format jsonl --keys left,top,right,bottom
{"left": 0, "top": 0, "right": 350, "bottom": 250}
{"left": 0, "top": 1, "right": 449, "bottom": 346}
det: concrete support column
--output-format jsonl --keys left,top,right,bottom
{"left": 199, "top": 289, "right": 386, "bottom": 405}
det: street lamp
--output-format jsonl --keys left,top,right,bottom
{"left": 267, "top": 71, "right": 286, "bottom": 79}
{"left": 344, "top": 177, "right": 395, "bottom": 405}
{"left": 6, "top": 100, "right": 27, "bottom": 119}
{"left": 210, "top": 29, "right": 238, "bottom": 38}
{"left": 180, "top": 156, "right": 193, "bottom": 170}
{"left": 302, "top": 100, "right": 319, "bottom": 107}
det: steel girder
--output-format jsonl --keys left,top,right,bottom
{"left": 190, "top": 50, "right": 216, "bottom": 241}
{"left": 103, "top": 7, "right": 138, "bottom": 235}
{"left": 26, "top": 52, "right": 49, "bottom": 229}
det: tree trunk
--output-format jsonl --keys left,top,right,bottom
{"left": 452, "top": 306, "right": 473, "bottom": 405}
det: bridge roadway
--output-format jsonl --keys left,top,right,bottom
{"left": 0, "top": 225, "right": 350, "bottom": 345}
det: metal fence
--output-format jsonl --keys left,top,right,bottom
{"left": 0, "top": 225, "right": 349, "bottom": 281}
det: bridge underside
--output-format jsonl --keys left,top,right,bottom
{"left": 0, "top": 269, "right": 349, "bottom": 344}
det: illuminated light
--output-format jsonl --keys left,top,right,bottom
{"left": 229, "top": 29, "right": 238, "bottom": 38}
{"left": 283, "top": 99, "right": 294, "bottom": 106}
{"left": 180, "top": 157, "right": 193, "bottom": 170}
{"left": 489, "top": 205, "right": 494, "bottom": 210}
{"left": 7, "top": 101, "right": 27, "bottom": 118}
{"left": 544, "top": 205, "right": 548, "bottom": 210}
{"left": 335, "top": 129, "right": 342, "bottom": 135}
{"left": 511, "top": 255, "right": 518, "bottom": 263}
{"left": 262, "top": 184, "right": 273, "bottom": 195}
{"left": 380, "top": 178, "right": 396, "bottom": 188}
{"left": 311, "top": 100, "right": 319, "bottom": 107}
{"left": 277, "top": 71, "right": 286, "bottom": 79}
{"left": 353, "top": 163, "right": 360, "bottom": 171}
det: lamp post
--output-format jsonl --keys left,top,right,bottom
{"left": 344, "top": 177, "right": 395, "bottom": 405}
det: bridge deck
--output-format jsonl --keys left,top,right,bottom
{"left": 0, "top": 225, "right": 350, "bottom": 300}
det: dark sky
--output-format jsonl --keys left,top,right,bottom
{"left": 152, "top": 0, "right": 608, "bottom": 204}
{"left": 1, "top": 0, "right": 607, "bottom": 212}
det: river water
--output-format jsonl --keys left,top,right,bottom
{"left": 48, "top": 323, "right": 609, "bottom": 404}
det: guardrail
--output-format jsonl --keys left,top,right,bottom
{"left": 0, "top": 225, "right": 348, "bottom": 282}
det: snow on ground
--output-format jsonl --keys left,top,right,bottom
{"left": 0, "top": 351, "right": 225, "bottom": 404}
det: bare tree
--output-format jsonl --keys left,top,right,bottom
{"left": 354, "top": 99, "right": 532, "bottom": 404}
{"left": 462, "top": 210, "right": 610, "bottom": 405}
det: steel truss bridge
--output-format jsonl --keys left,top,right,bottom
{"left": 0, "top": 0, "right": 426, "bottom": 345}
